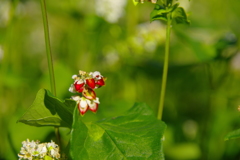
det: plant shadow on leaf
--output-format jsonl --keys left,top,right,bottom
{"left": 70, "top": 103, "right": 167, "bottom": 160}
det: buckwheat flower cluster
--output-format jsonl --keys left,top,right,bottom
{"left": 18, "top": 139, "right": 60, "bottom": 160}
{"left": 69, "top": 70, "right": 106, "bottom": 115}
{"left": 135, "top": 0, "right": 157, "bottom": 3}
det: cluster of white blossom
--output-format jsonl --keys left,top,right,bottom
{"left": 130, "top": 21, "right": 165, "bottom": 53}
{"left": 95, "top": 0, "right": 127, "bottom": 23}
{"left": 18, "top": 139, "right": 60, "bottom": 160}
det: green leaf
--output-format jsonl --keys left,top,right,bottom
{"left": 150, "top": 4, "right": 168, "bottom": 22}
{"left": 70, "top": 103, "right": 166, "bottom": 160}
{"left": 18, "top": 89, "right": 76, "bottom": 128}
{"left": 172, "top": 7, "right": 190, "bottom": 25}
{"left": 225, "top": 128, "right": 240, "bottom": 141}
{"left": 170, "top": 3, "right": 179, "bottom": 12}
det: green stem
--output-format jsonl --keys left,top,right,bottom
{"left": 157, "top": 14, "right": 172, "bottom": 120}
{"left": 40, "top": 0, "right": 61, "bottom": 149}
{"left": 40, "top": 0, "right": 56, "bottom": 96}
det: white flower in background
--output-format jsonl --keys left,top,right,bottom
{"left": 18, "top": 139, "right": 60, "bottom": 160}
{"left": 179, "top": 0, "right": 191, "bottom": 11}
{"left": 130, "top": 21, "right": 165, "bottom": 53}
{"left": 0, "top": 46, "right": 4, "bottom": 61}
{"left": 95, "top": 0, "right": 127, "bottom": 23}
{"left": 0, "top": 1, "right": 10, "bottom": 27}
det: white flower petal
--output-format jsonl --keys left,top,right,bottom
{"left": 71, "top": 95, "right": 81, "bottom": 102}
{"left": 93, "top": 97, "right": 100, "bottom": 104}
{"left": 69, "top": 84, "right": 76, "bottom": 93}
{"left": 92, "top": 71, "right": 102, "bottom": 79}
{"left": 80, "top": 99, "right": 88, "bottom": 109}
{"left": 72, "top": 74, "right": 77, "bottom": 79}
{"left": 88, "top": 101, "right": 98, "bottom": 111}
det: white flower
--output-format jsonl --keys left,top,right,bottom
{"left": 90, "top": 71, "right": 102, "bottom": 80}
{"left": 18, "top": 139, "right": 60, "bottom": 160}
{"left": 69, "top": 84, "right": 76, "bottom": 93}
{"left": 95, "top": 0, "right": 127, "bottom": 23}
{"left": 72, "top": 74, "right": 78, "bottom": 79}
{"left": 37, "top": 143, "right": 47, "bottom": 158}
{"left": 71, "top": 96, "right": 100, "bottom": 115}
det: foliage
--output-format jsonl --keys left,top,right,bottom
{"left": 18, "top": 88, "right": 166, "bottom": 159}
{"left": 1, "top": 0, "right": 240, "bottom": 160}
{"left": 150, "top": 2, "right": 190, "bottom": 24}
{"left": 70, "top": 103, "right": 166, "bottom": 159}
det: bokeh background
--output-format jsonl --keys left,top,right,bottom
{"left": 1, "top": 0, "right": 240, "bottom": 159}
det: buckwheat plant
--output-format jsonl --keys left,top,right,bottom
{"left": 18, "top": 0, "right": 167, "bottom": 159}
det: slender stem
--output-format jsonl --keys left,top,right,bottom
{"left": 40, "top": 0, "right": 56, "bottom": 96}
{"left": 40, "top": 0, "right": 61, "bottom": 149}
{"left": 157, "top": 14, "right": 172, "bottom": 120}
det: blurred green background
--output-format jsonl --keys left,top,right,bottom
{"left": 1, "top": 0, "right": 240, "bottom": 159}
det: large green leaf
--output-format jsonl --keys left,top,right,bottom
{"left": 225, "top": 128, "right": 240, "bottom": 141}
{"left": 70, "top": 103, "right": 166, "bottom": 160}
{"left": 18, "top": 89, "right": 76, "bottom": 128}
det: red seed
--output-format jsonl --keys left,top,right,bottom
{"left": 86, "top": 78, "right": 96, "bottom": 89}
{"left": 96, "top": 78, "right": 105, "bottom": 86}
{"left": 74, "top": 81, "right": 84, "bottom": 92}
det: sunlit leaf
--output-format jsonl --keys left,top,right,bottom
{"left": 70, "top": 103, "right": 166, "bottom": 160}
{"left": 225, "top": 128, "right": 240, "bottom": 141}
{"left": 18, "top": 89, "right": 76, "bottom": 128}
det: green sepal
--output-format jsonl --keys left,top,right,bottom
{"left": 18, "top": 88, "right": 76, "bottom": 128}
